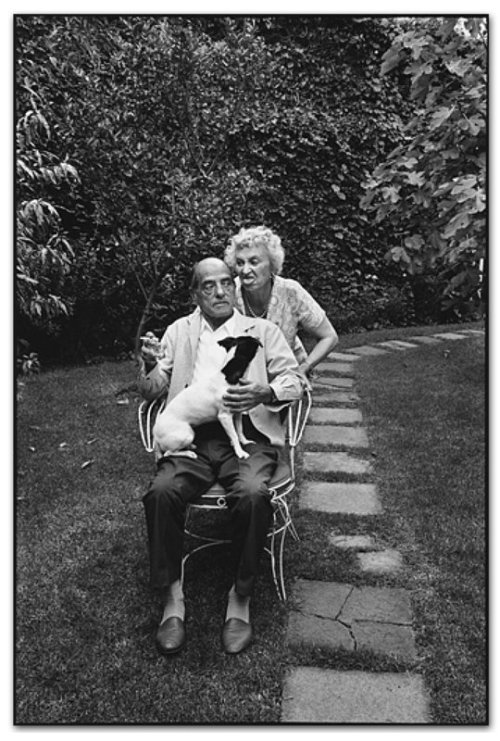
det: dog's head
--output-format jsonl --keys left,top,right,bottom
{"left": 218, "top": 336, "right": 263, "bottom": 384}
{"left": 218, "top": 335, "right": 262, "bottom": 358}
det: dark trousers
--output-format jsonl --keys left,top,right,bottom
{"left": 142, "top": 420, "right": 278, "bottom": 597}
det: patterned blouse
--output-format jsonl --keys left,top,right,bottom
{"left": 235, "top": 275, "right": 326, "bottom": 364}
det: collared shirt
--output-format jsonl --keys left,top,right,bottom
{"left": 191, "top": 312, "right": 237, "bottom": 384}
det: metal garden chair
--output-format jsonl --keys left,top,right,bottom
{"left": 138, "top": 387, "right": 311, "bottom": 601}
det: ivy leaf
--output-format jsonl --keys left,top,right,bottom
{"left": 381, "top": 45, "right": 402, "bottom": 75}
{"left": 404, "top": 234, "right": 425, "bottom": 252}
{"left": 388, "top": 245, "right": 410, "bottom": 264}
{"left": 406, "top": 171, "right": 425, "bottom": 186}
{"left": 402, "top": 157, "right": 419, "bottom": 169}
{"left": 442, "top": 211, "right": 471, "bottom": 238}
{"left": 430, "top": 106, "right": 454, "bottom": 130}
{"left": 446, "top": 58, "right": 469, "bottom": 77}
{"left": 382, "top": 186, "right": 400, "bottom": 204}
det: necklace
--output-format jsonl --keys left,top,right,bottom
{"left": 244, "top": 293, "right": 268, "bottom": 318}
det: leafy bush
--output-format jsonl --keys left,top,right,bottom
{"left": 361, "top": 17, "right": 487, "bottom": 315}
{"left": 16, "top": 16, "right": 483, "bottom": 363}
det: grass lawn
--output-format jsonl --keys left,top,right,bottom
{"left": 351, "top": 333, "right": 486, "bottom": 723}
{"left": 15, "top": 323, "right": 486, "bottom": 724}
{"left": 15, "top": 361, "right": 288, "bottom": 724}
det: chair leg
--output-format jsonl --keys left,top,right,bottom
{"left": 289, "top": 518, "right": 300, "bottom": 543}
{"left": 277, "top": 526, "right": 288, "bottom": 601}
{"left": 268, "top": 528, "right": 286, "bottom": 602}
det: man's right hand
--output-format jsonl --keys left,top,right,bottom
{"left": 140, "top": 332, "right": 164, "bottom": 370}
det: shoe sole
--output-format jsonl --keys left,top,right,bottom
{"left": 156, "top": 639, "right": 185, "bottom": 656}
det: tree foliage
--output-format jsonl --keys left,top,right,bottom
{"left": 360, "top": 17, "right": 487, "bottom": 315}
{"left": 16, "top": 29, "right": 81, "bottom": 331}
{"left": 16, "top": 15, "right": 475, "bottom": 363}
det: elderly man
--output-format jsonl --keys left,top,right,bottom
{"left": 139, "top": 257, "right": 303, "bottom": 656}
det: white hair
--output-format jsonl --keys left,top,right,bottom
{"left": 224, "top": 226, "right": 285, "bottom": 275}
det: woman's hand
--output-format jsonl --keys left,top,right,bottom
{"left": 298, "top": 362, "right": 311, "bottom": 377}
{"left": 223, "top": 378, "right": 272, "bottom": 412}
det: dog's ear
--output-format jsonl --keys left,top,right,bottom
{"left": 236, "top": 335, "right": 262, "bottom": 347}
{"left": 218, "top": 337, "right": 238, "bottom": 351}
{"left": 242, "top": 336, "right": 263, "bottom": 349}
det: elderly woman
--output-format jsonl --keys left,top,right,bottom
{"left": 224, "top": 226, "right": 338, "bottom": 377}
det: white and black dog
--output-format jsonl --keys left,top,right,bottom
{"left": 152, "top": 335, "right": 263, "bottom": 460}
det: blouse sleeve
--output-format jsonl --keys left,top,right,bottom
{"left": 288, "top": 280, "right": 326, "bottom": 333}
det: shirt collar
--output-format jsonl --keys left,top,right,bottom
{"left": 200, "top": 310, "right": 237, "bottom": 336}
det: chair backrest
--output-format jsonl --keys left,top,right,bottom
{"left": 138, "top": 396, "right": 166, "bottom": 453}
{"left": 285, "top": 386, "right": 312, "bottom": 479}
{"left": 138, "top": 387, "right": 312, "bottom": 470}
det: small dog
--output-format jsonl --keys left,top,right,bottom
{"left": 152, "top": 335, "right": 263, "bottom": 460}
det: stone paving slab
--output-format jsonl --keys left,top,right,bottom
{"left": 377, "top": 341, "right": 410, "bottom": 351}
{"left": 309, "top": 407, "right": 362, "bottom": 425}
{"left": 407, "top": 335, "right": 442, "bottom": 344}
{"left": 325, "top": 351, "right": 362, "bottom": 362}
{"left": 354, "top": 623, "right": 417, "bottom": 660}
{"left": 304, "top": 425, "right": 369, "bottom": 448}
{"left": 357, "top": 549, "right": 404, "bottom": 574}
{"left": 300, "top": 482, "right": 381, "bottom": 514}
{"left": 340, "top": 584, "right": 413, "bottom": 624}
{"left": 288, "top": 580, "right": 417, "bottom": 662}
{"left": 312, "top": 389, "right": 360, "bottom": 404}
{"left": 381, "top": 339, "right": 419, "bottom": 349}
{"left": 329, "top": 533, "right": 378, "bottom": 551}
{"left": 350, "top": 345, "right": 389, "bottom": 356}
{"left": 287, "top": 612, "right": 354, "bottom": 651}
{"left": 432, "top": 332, "right": 469, "bottom": 340}
{"left": 315, "top": 362, "right": 355, "bottom": 376}
{"left": 313, "top": 376, "right": 354, "bottom": 388}
{"left": 291, "top": 579, "right": 353, "bottom": 619}
{"left": 303, "top": 452, "right": 373, "bottom": 476}
{"left": 281, "top": 668, "right": 430, "bottom": 723}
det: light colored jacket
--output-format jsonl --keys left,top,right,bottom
{"left": 138, "top": 308, "right": 304, "bottom": 447}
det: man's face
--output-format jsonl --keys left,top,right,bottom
{"left": 194, "top": 261, "right": 236, "bottom": 326}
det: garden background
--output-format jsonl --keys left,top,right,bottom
{"left": 16, "top": 15, "right": 486, "bottom": 370}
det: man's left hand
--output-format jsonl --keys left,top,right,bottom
{"left": 223, "top": 379, "right": 272, "bottom": 413}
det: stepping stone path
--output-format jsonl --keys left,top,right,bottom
{"left": 282, "top": 326, "right": 484, "bottom": 724}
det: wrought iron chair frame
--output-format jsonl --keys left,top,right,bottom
{"left": 138, "top": 387, "right": 311, "bottom": 601}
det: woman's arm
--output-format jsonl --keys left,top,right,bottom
{"left": 298, "top": 316, "right": 338, "bottom": 376}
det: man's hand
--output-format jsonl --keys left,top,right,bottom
{"left": 140, "top": 332, "right": 164, "bottom": 372}
{"left": 223, "top": 378, "right": 272, "bottom": 413}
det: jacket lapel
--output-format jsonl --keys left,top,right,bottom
{"left": 184, "top": 309, "right": 203, "bottom": 385}
{"left": 233, "top": 309, "right": 257, "bottom": 337}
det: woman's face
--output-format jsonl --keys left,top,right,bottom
{"left": 234, "top": 243, "right": 273, "bottom": 292}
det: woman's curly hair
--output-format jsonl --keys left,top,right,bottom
{"left": 224, "top": 226, "right": 285, "bottom": 275}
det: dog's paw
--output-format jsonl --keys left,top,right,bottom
{"left": 236, "top": 450, "right": 250, "bottom": 459}
{"left": 164, "top": 450, "right": 198, "bottom": 460}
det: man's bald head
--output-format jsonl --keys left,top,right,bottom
{"left": 190, "top": 257, "right": 236, "bottom": 329}
{"left": 190, "top": 258, "right": 231, "bottom": 292}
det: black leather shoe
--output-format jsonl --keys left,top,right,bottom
{"left": 156, "top": 616, "right": 186, "bottom": 655}
{"left": 222, "top": 618, "right": 253, "bottom": 654}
